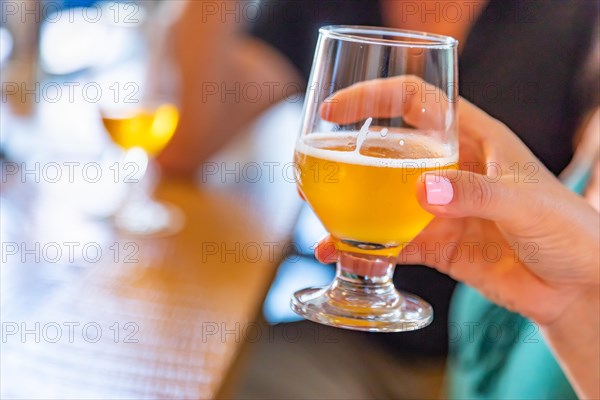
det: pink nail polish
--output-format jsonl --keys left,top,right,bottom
{"left": 425, "top": 174, "right": 454, "bottom": 205}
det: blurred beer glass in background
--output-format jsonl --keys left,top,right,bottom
{"left": 97, "top": 0, "right": 185, "bottom": 236}
{"left": 292, "top": 26, "right": 459, "bottom": 332}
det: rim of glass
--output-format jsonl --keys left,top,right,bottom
{"left": 319, "top": 25, "right": 458, "bottom": 49}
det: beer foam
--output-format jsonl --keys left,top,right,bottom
{"left": 296, "top": 132, "right": 458, "bottom": 168}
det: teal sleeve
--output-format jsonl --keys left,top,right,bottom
{"left": 447, "top": 285, "right": 577, "bottom": 400}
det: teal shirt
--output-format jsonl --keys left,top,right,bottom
{"left": 447, "top": 171, "right": 592, "bottom": 399}
{"left": 448, "top": 285, "right": 577, "bottom": 399}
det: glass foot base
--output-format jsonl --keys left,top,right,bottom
{"left": 291, "top": 286, "right": 433, "bottom": 332}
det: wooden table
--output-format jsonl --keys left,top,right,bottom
{"left": 0, "top": 98, "right": 303, "bottom": 398}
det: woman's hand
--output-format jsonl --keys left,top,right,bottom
{"left": 314, "top": 76, "right": 599, "bottom": 325}
{"left": 311, "top": 76, "right": 600, "bottom": 398}
{"left": 310, "top": 77, "right": 600, "bottom": 397}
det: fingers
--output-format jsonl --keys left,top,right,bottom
{"left": 416, "top": 169, "right": 535, "bottom": 225}
{"left": 316, "top": 75, "right": 547, "bottom": 179}
{"left": 319, "top": 75, "right": 452, "bottom": 130}
{"left": 313, "top": 236, "right": 392, "bottom": 276}
{"left": 317, "top": 75, "right": 523, "bottom": 151}
{"left": 314, "top": 236, "right": 338, "bottom": 263}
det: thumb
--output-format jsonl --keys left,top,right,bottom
{"left": 416, "top": 169, "right": 524, "bottom": 223}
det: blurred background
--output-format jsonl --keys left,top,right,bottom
{"left": 1, "top": 1, "right": 598, "bottom": 399}
{"left": 0, "top": 1, "right": 336, "bottom": 398}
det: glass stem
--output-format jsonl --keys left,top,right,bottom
{"left": 327, "top": 251, "right": 401, "bottom": 314}
{"left": 122, "top": 147, "right": 150, "bottom": 207}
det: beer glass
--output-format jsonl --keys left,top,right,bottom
{"left": 292, "top": 26, "right": 458, "bottom": 332}
{"left": 98, "top": 3, "right": 184, "bottom": 237}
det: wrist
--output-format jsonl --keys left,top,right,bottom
{"left": 542, "top": 285, "right": 599, "bottom": 333}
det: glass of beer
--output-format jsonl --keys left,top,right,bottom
{"left": 98, "top": 22, "right": 184, "bottom": 236}
{"left": 292, "top": 26, "right": 459, "bottom": 332}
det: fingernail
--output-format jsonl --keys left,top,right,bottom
{"left": 318, "top": 244, "right": 337, "bottom": 263}
{"left": 425, "top": 174, "right": 454, "bottom": 205}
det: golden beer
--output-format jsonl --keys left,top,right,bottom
{"left": 295, "top": 132, "right": 458, "bottom": 254}
{"left": 101, "top": 104, "right": 179, "bottom": 156}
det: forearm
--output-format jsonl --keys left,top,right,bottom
{"left": 542, "top": 286, "right": 600, "bottom": 399}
